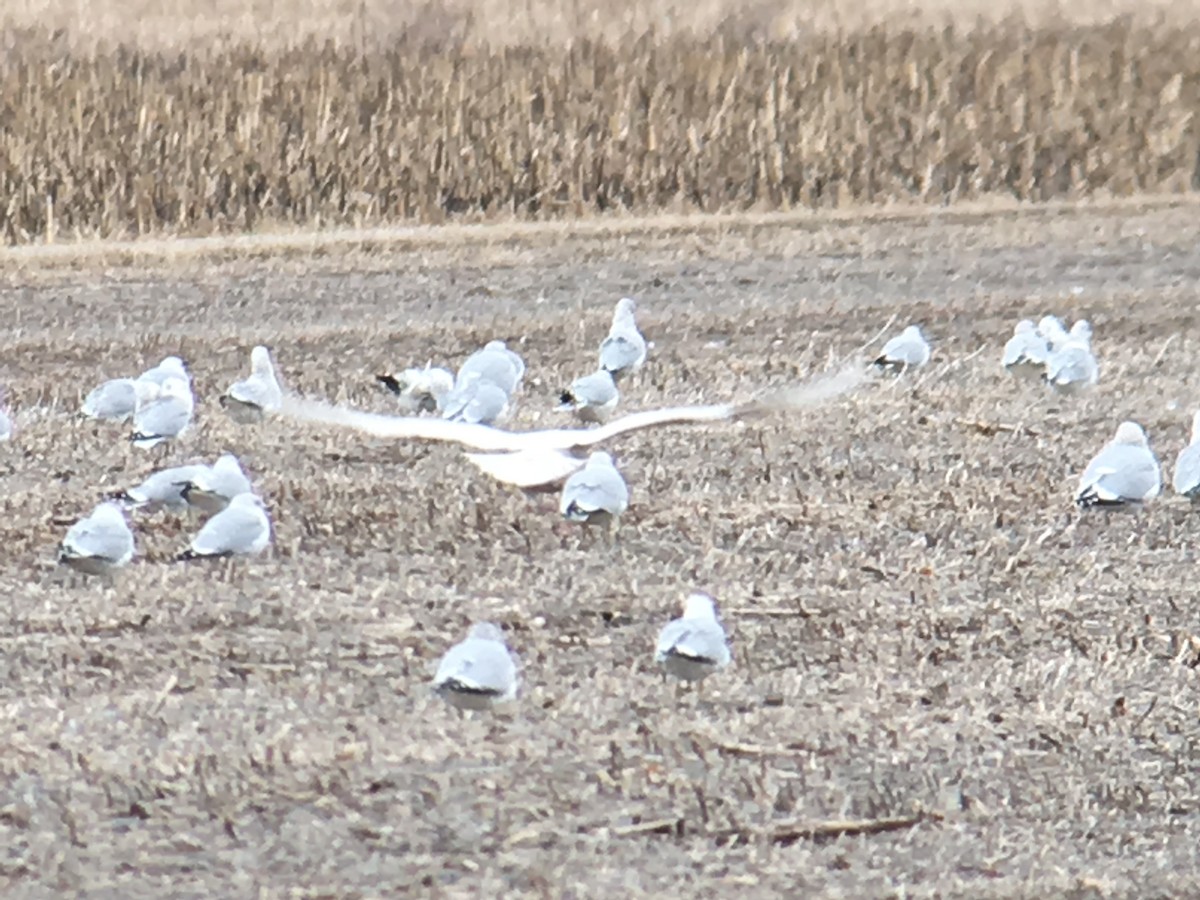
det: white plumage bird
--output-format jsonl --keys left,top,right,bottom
{"left": 138, "top": 356, "right": 191, "bottom": 388}
{"left": 177, "top": 492, "right": 271, "bottom": 560}
{"left": 655, "top": 592, "right": 732, "bottom": 683}
{"left": 58, "top": 501, "right": 135, "bottom": 576}
{"left": 1172, "top": 411, "right": 1200, "bottom": 499}
{"left": 432, "top": 622, "right": 520, "bottom": 711}
{"left": 559, "top": 451, "right": 629, "bottom": 525}
{"left": 1045, "top": 320, "right": 1099, "bottom": 394}
{"left": 599, "top": 297, "right": 647, "bottom": 379}
{"left": 558, "top": 369, "right": 620, "bottom": 424}
{"left": 874, "top": 325, "right": 931, "bottom": 371}
{"left": 118, "top": 463, "right": 209, "bottom": 511}
{"left": 180, "top": 453, "right": 253, "bottom": 514}
{"left": 221, "top": 345, "right": 283, "bottom": 423}
{"left": 1076, "top": 421, "right": 1161, "bottom": 509}
{"left": 1002, "top": 319, "right": 1050, "bottom": 379}
{"left": 131, "top": 377, "right": 195, "bottom": 449}
{"left": 82, "top": 377, "right": 138, "bottom": 421}
{"left": 276, "top": 365, "right": 863, "bottom": 490}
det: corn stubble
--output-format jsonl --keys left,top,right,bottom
{"left": 1, "top": 11, "right": 1198, "bottom": 244}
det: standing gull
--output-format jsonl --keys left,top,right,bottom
{"left": 432, "top": 622, "right": 520, "bottom": 712}
{"left": 221, "top": 345, "right": 283, "bottom": 423}
{"left": 1076, "top": 421, "right": 1161, "bottom": 509}
{"left": 1002, "top": 320, "right": 1050, "bottom": 380}
{"left": 559, "top": 451, "right": 630, "bottom": 525}
{"left": 58, "top": 501, "right": 135, "bottom": 576}
{"left": 131, "top": 377, "right": 195, "bottom": 450}
{"left": 557, "top": 369, "right": 620, "bottom": 424}
{"left": 655, "top": 592, "right": 732, "bottom": 683}
{"left": 599, "top": 298, "right": 647, "bottom": 380}
{"left": 873, "top": 325, "right": 931, "bottom": 372}
{"left": 1172, "top": 411, "right": 1200, "bottom": 499}
{"left": 177, "top": 492, "right": 272, "bottom": 560}
{"left": 456, "top": 340, "right": 525, "bottom": 397}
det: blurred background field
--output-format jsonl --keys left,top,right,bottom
{"left": 2, "top": 0, "right": 1200, "bottom": 243}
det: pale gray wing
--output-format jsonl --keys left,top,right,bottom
{"left": 192, "top": 506, "right": 267, "bottom": 555}
{"left": 434, "top": 638, "right": 517, "bottom": 695}
{"left": 134, "top": 396, "right": 192, "bottom": 440}
{"left": 1079, "top": 445, "right": 1161, "bottom": 503}
{"left": 204, "top": 460, "right": 253, "bottom": 498}
{"left": 1002, "top": 332, "right": 1048, "bottom": 367}
{"left": 655, "top": 619, "right": 730, "bottom": 666}
{"left": 568, "top": 371, "right": 619, "bottom": 407}
{"left": 229, "top": 373, "right": 282, "bottom": 410}
{"left": 82, "top": 378, "right": 137, "bottom": 420}
{"left": 65, "top": 514, "right": 133, "bottom": 563}
{"left": 599, "top": 330, "right": 646, "bottom": 374}
{"left": 0, "top": 409, "right": 11, "bottom": 441}
{"left": 1047, "top": 345, "right": 1098, "bottom": 387}
{"left": 279, "top": 365, "right": 864, "bottom": 454}
{"left": 561, "top": 466, "right": 629, "bottom": 516}
{"left": 445, "top": 380, "right": 508, "bottom": 425}
{"left": 457, "top": 350, "right": 521, "bottom": 396}
{"left": 1173, "top": 443, "right": 1200, "bottom": 497}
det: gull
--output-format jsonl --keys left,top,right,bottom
{"left": 1002, "top": 319, "right": 1050, "bottom": 380}
{"left": 220, "top": 345, "right": 283, "bottom": 423}
{"left": 131, "top": 377, "right": 195, "bottom": 449}
{"left": 58, "top": 501, "right": 135, "bottom": 576}
{"left": 558, "top": 370, "right": 620, "bottom": 424}
{"left": 138, "top": 355, "right": 191, "bottom": 388}
{"left": 873, "top": 325, "right": 931, "bottom": 371}
{"left": 456, "top": 340, "right": 525, "bottom": 397}
{"left": 1172, "top": 411, "right": 1200, "bottom": 499}
{"left": 1045, "top": 320, "right": 1099, "bottom": 394}
{"left": 0, "top": 407, "right": 10, "bottom": 442}
{"left": 442, "top": 375, "right": 511, "bottom": 426}
{"left": 1076, "top": 421, "right": 1161, "bottom": 509}
{"left": 82, "top": 377, "right": 138, "bottom": 421}
{"left": 655, "top": 592, "right": 732, "bottom": 683}
{"left": 432, "top": 622, "right": 520, "bottom": 712}
{"left": 599, "top": 297, "right": 647, "bottom": 379}
{"left": 276, "top": 365, "right": 863, "bottom": 490}
{"left": 177, "top": 492, "right": 271, "bottom": 560}
{"left": 376, "top": 364, "right": 454, "bottom": 414}
{"left": 559, "top": 451, "right": 629, "bottom": 525}
{"left": 118, "top": 463, "right": 209, "bottom": 511}
{"left": 180, "top": 452, "right": 253, "bottom": 514}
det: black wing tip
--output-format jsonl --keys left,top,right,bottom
{"left": 376, "top": 373, "right": 402, "bottom": 395}
{"left": 435, "top": 679, "right": 503, "bottom": 699}
{"left": 1075, "top": 490, "right": 1129, "bottom": 510}
{"left": 559, "top": 389, "right": 576, "bottom": 405}
{"left": 176, "top": 549, "right": 231, "bottom": 562}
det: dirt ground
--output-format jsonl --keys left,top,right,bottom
{"left": 3, "top": 200, "right": 1200, "bottom": 896}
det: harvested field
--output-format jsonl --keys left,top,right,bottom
{"left": 3, "top": 200, "right": 1200, "bottom": 894}
{"left": 4, "top": 0, "right": 1200, "bottom": 242}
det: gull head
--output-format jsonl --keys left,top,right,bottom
{"left": 159, "top": 356, "right": 189, "bottom": 377}
{"left": 1014, "top": 319, "right": 1036, "bottom": 335}
{"left": 586, "top": 450, "right": 615, "bottom": 468}
{"left": 1070, "top": 320, "right": 1093, "bottom": 342}
{"left": 683, "top": 591, "right": 719, "bottom": 620}
{"left": 228, "top": 492, "right": 267, "bottom": 511}
{"left": 613, "top": 297, "right": 638, "bottom": 323}
{"left": 468, "top": 621, "right": 507, "bottom": 643}
{"left": 1113, "top": 421, "right": 1148, "bottom": 446}
{"left": 93, "top": 501, "right": 129, "bottom": 527}
{"left": 250, "top": 345, "right": 275, "bottom": 375}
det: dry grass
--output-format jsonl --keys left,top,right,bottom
{"left": 3, "top": 0, "right": 1200, "bottom": 243}
{"left": 3, "top": 200, "right": 1200, "bottom": 893}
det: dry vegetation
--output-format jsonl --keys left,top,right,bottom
{"left": 3, "top": 0, "right": 1200, "bottom": 243}
{"left": 2, "top": 201, "right": 1200, "bottom": 893}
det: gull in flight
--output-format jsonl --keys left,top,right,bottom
{"left": 873, "top": 325, "right": 931, "bottom": 372}
{"left": 1076, "top": 421, "right": 1161, "bottom": 509}
{"left": 558, "top": 370, "right": 620, "bottom": 424}
{"left": 1001, "top": 319, "right": 1050, "bottom": 380}
{"left": 432, "top": 622, "right": 520, "bottom": 712}
{"left": 180, "top": 452, "right": 253, "bottom": 514}
{"left": 376, "top": 364, "right": 454, "bottom": 414}
{"left": 131, "top": 377, "right": 195, "bottom": 450}
{"left": 58, "top": 501, "right": 135, "bottom": 576}
{"left": 655, "top": 592, "right": 732, "bottom": 684}
{"left": 1172, "top": 411, "right": 1200, "bottom": 499}
{"left": 560, "top": 451, "right": 629, "bottom": 526}
{"left": 599, "top": 297, "right": 647, "bottom": 379}
{"left": 1045, "top": 320, "right": 1099, "bottom": 394}
{"left": 276, "top": 365, "right": 863, "bottom": 490}
{"left": 221, "top": 345, "right": 283, "bottom": 423}
{"left": 118, "top": 462, "right": 209, "bottom": 511}
{"left": 177, "top": 492, "right": 272, "bottom": 560}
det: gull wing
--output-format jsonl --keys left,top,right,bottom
{"left": 464, "top": 449, "right": 586, "bottom": 490}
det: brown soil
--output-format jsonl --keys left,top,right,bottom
{"left": 2, "top": 201, "right": 1200, "bottom": 895}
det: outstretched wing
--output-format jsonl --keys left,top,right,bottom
{"left": 278, "top": 364, "right": 864, "bottom": 455}
{"left": 464, "top": 449, "right": 586, "bottom": 490}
